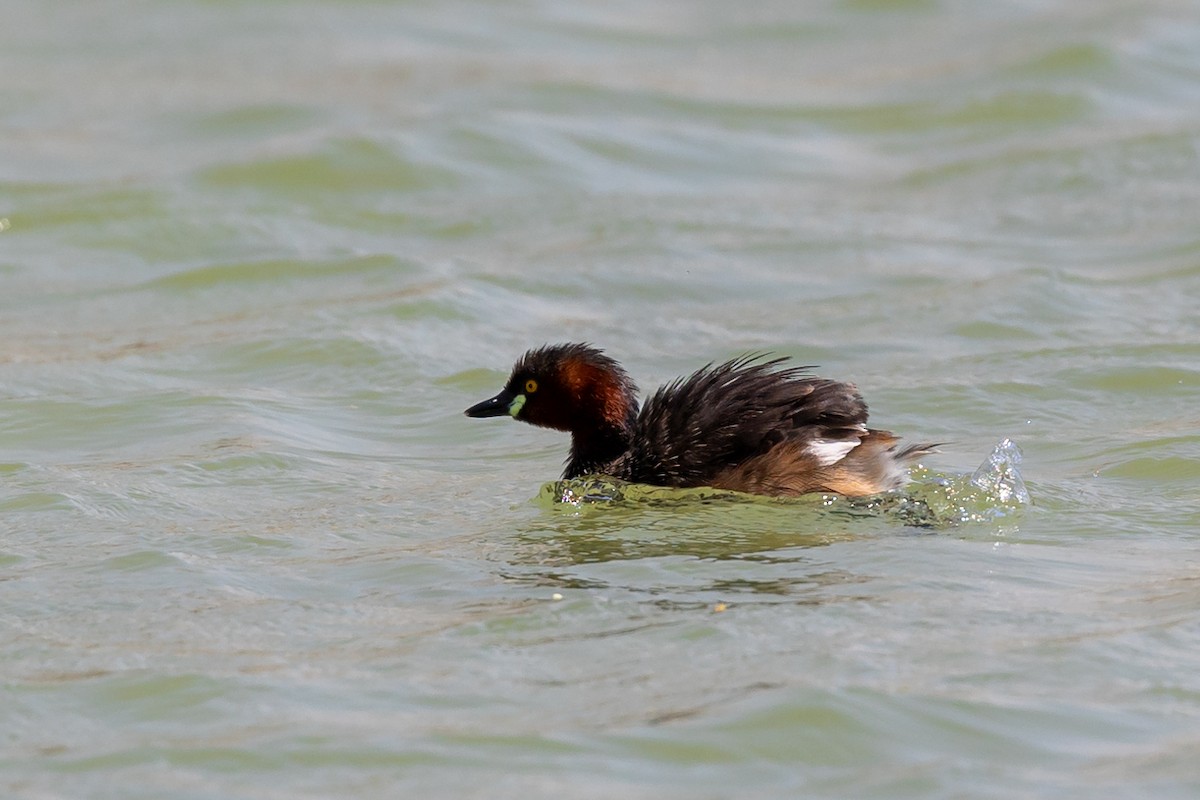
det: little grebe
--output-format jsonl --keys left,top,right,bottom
{"left": 465, "top": 343, "right": 934, "bottom": 497}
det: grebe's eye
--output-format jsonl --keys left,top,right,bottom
{"left": 524, "top": 379, "right": 538, "bottom": 394}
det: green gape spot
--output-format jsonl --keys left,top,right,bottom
{"left": 507, "top": 394, "right": 526, "bottom": 417}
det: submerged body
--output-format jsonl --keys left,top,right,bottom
{"left": 465, "top": 343, "right": 934, "bottom": 497}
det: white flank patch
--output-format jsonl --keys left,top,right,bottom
{"left": 807, "top": 438, "right": 859, "bottom": 467}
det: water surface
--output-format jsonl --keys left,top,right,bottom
{"left": 2, "top": 1, "right": 1199, "bottom": 798}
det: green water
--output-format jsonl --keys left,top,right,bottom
{"left": 3, "top": 1, "right": 1199, "bottom": 797}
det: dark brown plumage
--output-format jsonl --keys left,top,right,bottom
{"left": 464, "top": 343, "right": 934, "bottom": 497}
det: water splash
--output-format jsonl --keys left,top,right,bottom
{"left": 969, "top": 437, "right": 1031, "bottom": 504}
{"left": 903, "top": 438, "right": 1031, "bottom": 525}
{"left": 540, "top": 438, "right": 1031, "bottom": 528}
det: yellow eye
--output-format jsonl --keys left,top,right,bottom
{"left": 524, "top": 379, "right": 538, "bottom": 394}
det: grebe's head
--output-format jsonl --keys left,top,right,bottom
{"left": 464, "top": 343, "right": 637, "bottom": 432}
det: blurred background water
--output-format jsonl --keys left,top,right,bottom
{"left": 2, "top": 1, "right": 1199, "bottom": 797}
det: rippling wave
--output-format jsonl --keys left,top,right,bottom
{"left": 3, "top": 1, "right": 1199, "bottom": 797}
